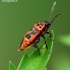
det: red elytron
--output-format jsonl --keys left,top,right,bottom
{"left": 18, "top": 2, "right": 61, "bottom": 55}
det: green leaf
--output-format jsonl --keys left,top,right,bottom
{"left": 17, "top": 30, "right": 54, "bottom": 70}
{"left": 9, "top": 61, "right": 16, "bottom": 70}
{"left": 58, "top": 34, "right": 70, "bottom": 46}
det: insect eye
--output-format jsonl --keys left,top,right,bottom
{"left": 26, "top": 34, "right": 31, "bottom": 39}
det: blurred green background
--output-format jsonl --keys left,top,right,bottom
{"left": 0, "top": 0, "right": 70, "bottom": 70}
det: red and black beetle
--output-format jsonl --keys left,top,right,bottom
{"left": 18, "top": 2, "right": 61, "bottom": 55}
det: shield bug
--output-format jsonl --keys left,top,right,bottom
{"left": 18, "top": 2, "right": 61, "bottom": 55}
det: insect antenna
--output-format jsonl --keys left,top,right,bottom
{"left": 49, "top": 1, "right": 56, "bottom": 22}
{"left": 51, "top": 13, "right": 61, "bottom": 23}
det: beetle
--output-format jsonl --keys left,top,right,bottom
{"left": 18, "top": 2, "right": 61, "bottom": 55}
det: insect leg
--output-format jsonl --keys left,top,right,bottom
{"left": 41, "top": 35, "right": 48, "bottom": 50}
{"left": 34, "top": 38, "right": 40, "bottom": 44}
{"left": 33, "top": 38, "right": 40, "bottom": 55}
{"left": 33, "top": 44, "right": 40, "bottom": 55}
{"left": 45, "top": 30, "right": 54, "bottom": 41}
{"left": 41, "top": 35, "right": 51, "bottom": 53}
{"left": 42, "top": 29, "right": 54, "bottom": 41}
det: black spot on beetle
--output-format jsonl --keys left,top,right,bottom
{"left": 36, "top": 24, "right": 43, "bottom": 28}
{"left": 36, "top": 24, "right": 39, "bottom": 26}
{"left": 26, "top": 34, "right": 31, "bottom": 39}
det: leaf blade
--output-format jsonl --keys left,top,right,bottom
{"left": 17, "top": 30, "right": 54, "bottom": 70}
{"left": 17, "top": 52, "right": 29, "bottom": 70}
{"left": 9, "top": 61, "right": 16, "bottom": 70}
